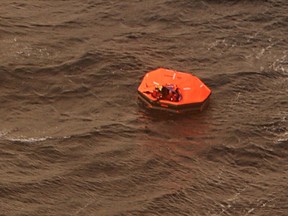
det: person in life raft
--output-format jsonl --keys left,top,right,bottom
{"left": 152, "top": 84, "right": 182, "bottom": 102}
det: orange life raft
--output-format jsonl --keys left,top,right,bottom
{"left": 138, "top": 68, "right": 212, "bottom": 113}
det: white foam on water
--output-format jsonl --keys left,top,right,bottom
{"left": 7, "top": 136, "right": 51, "bottom": 143}
{"left": 0, "top": 130, "right": 9, "bottom": 138}
{"left": 276, "top": 131, "right": 288, "bottom": 144}
{"left": 6, "top": 134, "right": 72, "bottom": 143}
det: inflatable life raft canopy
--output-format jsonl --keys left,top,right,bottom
{"left": 138, "top": 68, "right": 211, "bottom": 113}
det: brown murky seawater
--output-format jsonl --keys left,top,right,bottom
{"left": 0, "top": 1, "right": 287, "bottom": 215}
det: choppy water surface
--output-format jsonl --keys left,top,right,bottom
{"left": 0, "top": 1, "right": 287, "bottom": 215}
